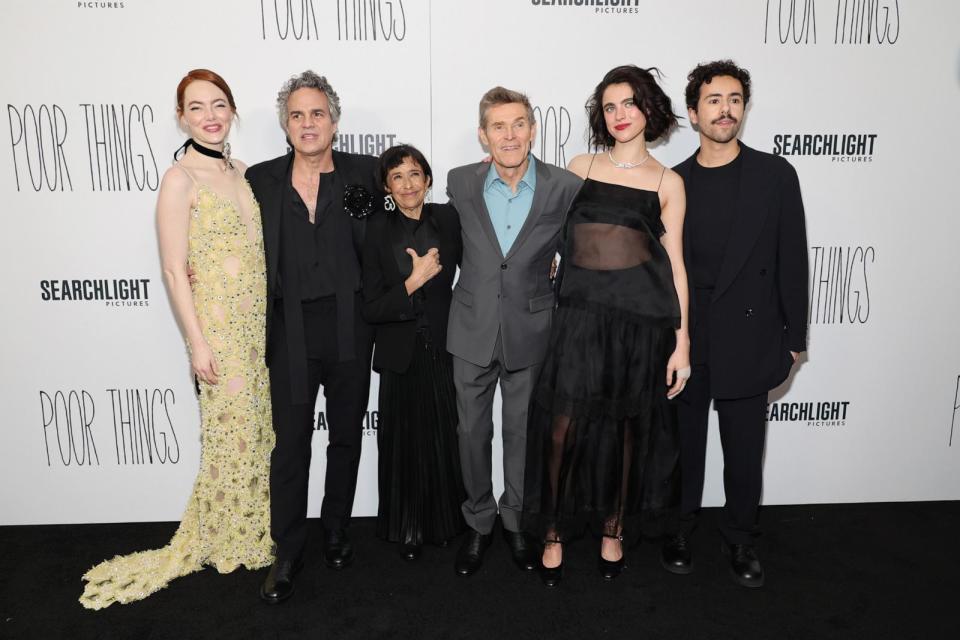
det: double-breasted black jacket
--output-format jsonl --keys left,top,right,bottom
{"left": 673, "top": 143, "right": 809, "bottom": 399}
{"left": 361, "top": 203, "right": 462, "bottom": 374}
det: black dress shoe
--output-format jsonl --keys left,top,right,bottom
{"left": 539, "top": 560, "right": 563, "bottom": 588}
{"left": 323, "top": 529, "right": 354, "bottom": 570}
{"left": 259, "top": 559, "right": 301, "bottom": 605}
{"left": 598, "top": 536, "right": 625, "bottom": 581}
{"left": 722, "top": 541, "right": 765, "bottom": 588}
{"left": 503, "top": 530, "right": 538, "bottom": 571}
{"left": 660, "top": 533, "right": 694, "bottom": 575}
{"left": 399, "top": 542, "right": 421, "bottom": 561}
{"left": 454, "top": 529, "right": 491, "bottom": 576}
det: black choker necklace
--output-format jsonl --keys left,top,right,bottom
{"left": 174, "top": 138, "right": 234, "bottom": 169}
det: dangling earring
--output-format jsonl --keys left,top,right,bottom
{"left": 384, "top": 194, "right": 396, "bottom": 211}
{"left": 223, "top": 141, "right": 235, "bottom": 171}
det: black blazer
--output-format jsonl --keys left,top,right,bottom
{"left": 361, "top": 203, "right": 462, "bottom": 374}
{"left": 674, "top": 143, "right": 809, "bottom": 399}
{"left": 246, "top": 150, "right": 381, "bottom": 363}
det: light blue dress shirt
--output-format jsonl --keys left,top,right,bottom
{"left": 482, "top": 155, "right": 537, "bottom": 255}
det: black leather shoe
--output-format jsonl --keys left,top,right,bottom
{"left": 722, "top": 541, "right": 764, "bottom": 588}
{"left": 399, "top": 542, "right": 421, "bottom": 561}
{"left": 503, "top": 530, "right": 538, "bottom": 571}
{"left": 598, "top": 536, "right": 625, "bottom": 581}
{"left": 454, "top": 529, "right": 491, "bottom": 576}
{"left": 259, "top": 559, "right": 301, "bottom": 605}
{"left": 661, "top": 533, "right": 694, "bottom": 575}
{"left": 539, "top": 560, "right": 563, "bottom": 588}
{"left": 323, "top": 529, "right": 354, "bottom": 570}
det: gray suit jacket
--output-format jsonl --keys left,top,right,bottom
{"left": 446, "top": 158, "right": 582, "bottom": 369}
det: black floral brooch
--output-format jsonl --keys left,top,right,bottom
{"left": 344, "top": 184, "right": 376, "bottom": 219}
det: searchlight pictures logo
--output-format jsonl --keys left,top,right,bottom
{"left": 77, "top": 1, "right": 126, "bottom": 8}
{"left": 767, "top": 400, "right": 850, "bottom": 427}
{"left": 332, "top": 132, "right": 398, "bottom": 155}
{"left": 773, "top": 133, "right": 877, "bottom": 163}
{"left": 39, "top": 278, "right": 152, "bottom": 308}
{"left": 315, "top": 410, "right": 379, "bottom": 437}
{"left": 529, "top": 0, "right": 641, "bottom": 15}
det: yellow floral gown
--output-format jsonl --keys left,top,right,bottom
{"left": 80, "top": 174, "right": 274, "bottom": 610}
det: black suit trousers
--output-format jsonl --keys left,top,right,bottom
{"left": 268, "top": 294, "right": 373, "bottom": 561}
{"left": 676, "top": 362, "right": 767, "bottom": 545}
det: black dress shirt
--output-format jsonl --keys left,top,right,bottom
{"left": 284, "top": 171, "right": 355, "bottom": 301}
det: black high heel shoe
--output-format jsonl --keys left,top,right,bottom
{"left": 399, "top": 542, "right": 421, "bottom": 561}
{"left": 599, "top": 535, "right": 625, "bottom": 581}
{"left": 539, "top": 541, "right": 563, "bottom": 588}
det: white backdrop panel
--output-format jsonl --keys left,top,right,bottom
{"left": 1, "top": 0, "right": 958, "bottom": 525}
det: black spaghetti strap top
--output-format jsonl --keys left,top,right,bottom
{"left": 558, "top": 174, "right": 680, "bottom": 329}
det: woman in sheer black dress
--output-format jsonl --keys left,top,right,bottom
{"left": 361, "top": 145, "right": 465, "bottom": 560}
{"left": 522, "top": 66, "right": 691, "bottom": 586}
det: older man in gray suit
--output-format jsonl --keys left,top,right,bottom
{"left": 446, "top": 86, "right": 582, "bottom": 576}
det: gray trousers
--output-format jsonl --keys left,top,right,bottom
{"left": 453, "top": 333, "right": 539, "bottom": 534}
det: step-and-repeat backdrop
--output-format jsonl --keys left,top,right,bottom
{"left": 2, "top": 1, "right": 958, "bottom": 525}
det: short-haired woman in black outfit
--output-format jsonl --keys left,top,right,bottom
{"left": 362, "top": 144, "right": 466, "bottom": 560}
{"left": 522, "top": 66, "right": 690, "bottom": 586}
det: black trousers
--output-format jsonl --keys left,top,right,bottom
{"left": 268, "top": 295, "right": 373, "bottom": 561}
{"left": 675, "top": 362, "right": 767, "bottom": 545}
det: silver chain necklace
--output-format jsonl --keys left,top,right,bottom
{"left": 608, "top": 150, "right": 650, "bottom": 169}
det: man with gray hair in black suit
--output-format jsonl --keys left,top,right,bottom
{"left": 247, "top": 71, "right": 381, "bottom": 604}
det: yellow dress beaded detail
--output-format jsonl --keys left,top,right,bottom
{"left": 80, "top": 177, "right": 274, "bottom": 610}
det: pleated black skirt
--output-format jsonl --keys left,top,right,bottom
{"left": 376, "top": 331, "right": 466, "bottom": 545}
{"left": 522, "top": 302, "right": 680, "bottom": 544}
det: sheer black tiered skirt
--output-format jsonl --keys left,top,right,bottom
{"left": 522, "top": 299, "right": 680, "bottom": 543}
{"left": 377, "top": 332, "right": 466, "bottom": 545}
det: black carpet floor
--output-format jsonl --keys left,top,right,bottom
{"left": 1, "top": 502, "right": 957, "bottom": 640}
